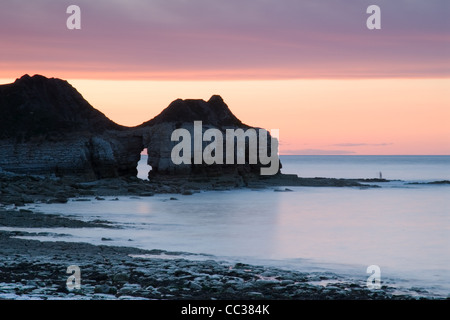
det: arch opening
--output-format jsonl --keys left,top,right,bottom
{"left": 137, "top": 148, "right": 152, "bottom": 180}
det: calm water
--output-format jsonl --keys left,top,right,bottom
{"left": 140, "top": 155, "right": 450, "bottom": 181}
{"left": 5, "top": 156, "right": 450, "bottom": 297}
{"left": 280, "top": 155, "right": 450, "bottom": 181}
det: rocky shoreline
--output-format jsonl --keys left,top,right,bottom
{"left": 0, "top": 168, "right": 382, "bottom": 207}
{"left": 0, "top": 200, "right": 432, "bottom": 301}
{"left": 0, "top": 209, "right": 416, "bottom": 301}
{"left": 0, "top": 170, "right": 433, "bottom": 301}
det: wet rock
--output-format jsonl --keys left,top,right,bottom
{"left": 94, "top": 284, "right": 117, "bottom": 295}
{"left": 119, "top": 283, "right": 141, "bottom": 295}
{"left": 274, "top": 188, "right": 293, "bottom": 192}
{"left": 280, "top": 280, "right": 295, "bottom": 286}
{"left": 189, "top": 281, "right": 202, "bottom": 291}
{"left": 247, "top": 291, "right": 264, "bottom": 298}
{"left": 46, "top": 197, "right": 68, "bottom": 204}
{"left": 113, "top": 273, "right": 129, "bottom": 284}
{"left": 255, "top": 279, "right": 279, "bottom": 286}
{"left": 138, "top": 192, "right": 154, "bottom": 197}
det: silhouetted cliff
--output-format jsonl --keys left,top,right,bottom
{"left": 0, "top": 75, "right": 278, "bottom": 180}
{"left": 0, "top": 75, "right": 122, "bottom": 140}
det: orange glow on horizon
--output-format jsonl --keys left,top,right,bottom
{"left": 2, "top": 67, "right": 450, "bottom": 82}
{"left": 1, "top": 77, "right": 449, "bottom": 155}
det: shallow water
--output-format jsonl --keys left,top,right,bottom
{"left": 12, "top": 183, "right": 449, "bottom": 298}
{"left": 5, "top": 156, "right": 450, "bottom": 298}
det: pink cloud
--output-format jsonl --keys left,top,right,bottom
{"left": 1, "top": 0, "right": 448, "bottom": 80}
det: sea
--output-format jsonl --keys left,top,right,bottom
{"left": 6, "top": 155, "right": 450, "bottom": 298}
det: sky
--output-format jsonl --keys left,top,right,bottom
{"left": 1, "top": 0, "right": 449, "bottom": 155}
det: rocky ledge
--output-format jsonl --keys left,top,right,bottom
{"left": 0, "top": 170, "right": 381, "bottom": 207}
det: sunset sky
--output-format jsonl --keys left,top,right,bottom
{"left": 1, "top": 0, "right": 449, "bottom": 155}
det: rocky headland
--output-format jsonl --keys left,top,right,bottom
{"left": 0, "top": 74, "right": 272, "bottom": 179}
{"left": 0, "top": 75, "right": 409, "bottom": 301}
{"left": 0, "top": 74, "right": 380, "bottom": 206}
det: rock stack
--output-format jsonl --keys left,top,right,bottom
{"left": 0, "top": 75, "right": 278, "bottom": 180}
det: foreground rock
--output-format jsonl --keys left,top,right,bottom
{"left": 0, "top": 209, "right": 114, "bottom": 229}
